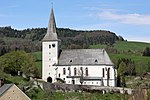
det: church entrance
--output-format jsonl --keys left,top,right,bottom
{"left": 47, "top": 77, "right": 52, "bottom": 83}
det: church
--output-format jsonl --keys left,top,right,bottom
{"left": 42, "top": 7, "right": 117, "bottom": 87}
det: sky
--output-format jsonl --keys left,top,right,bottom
{"left": 0, "top": 0, "right": 150, "bottom": 43}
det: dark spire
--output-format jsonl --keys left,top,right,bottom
{"left": 43, "top": 7, "right": 58, "bottom": 41}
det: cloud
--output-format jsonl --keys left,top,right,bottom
{"left": 97, "top": 11, "right": 150, "bottom": 25}
{"left": 71, "top": 23, "right": 113, "bottom": 31}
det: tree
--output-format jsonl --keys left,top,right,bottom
{"left": 0, "top": 50, "right": 39, "bottom": 77}
{"left": 118, "top": 61, "right": 126, "bottom": 87}
{"left": 143, "top": 47, "right": 150, "bottom": 56}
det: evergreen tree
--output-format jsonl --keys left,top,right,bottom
{"left": 143, "top": 47, "right": 150, "bottom": 56}
{"left": 118, "top": 61, "right": 126, "bottom": 87}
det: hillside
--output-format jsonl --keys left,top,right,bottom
{"left": 90, "top": 41, "right": 150, "bottom": 75}
{"left": 0, "top": 26, "right": 121, "bottom": 56}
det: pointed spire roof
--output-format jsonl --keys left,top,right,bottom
{"left": 43, "top": 7, "right": 58, "bottom": 41}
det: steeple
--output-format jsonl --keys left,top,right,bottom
{"left": 43, "top": 7, "right": 58, "bottom": 41}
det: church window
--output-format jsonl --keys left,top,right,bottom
{"left": 102, "top": 68, "right": 105, "bottom": 77}
{"left": 85, "top": 67, "right": 88, "bottom": 76}
{"left": 63, "top": 68, "right": 66, "bottom": 75}
{"left": 68, "top": 67, "right": 71, "bottom": 76}
{"left": 95, "top": 59, "right": 98, "bottom": 62}
{"left": 107, "top": 68, "right": 110, "bottom": 79}
{"left": 59, "top": 73, "right": 60, "bottom": 77}
{"left": 70, "top": 60, "right": 72, "bottom": 63}
{"left": 49, "top": 45, "right": 51, "bottom": 48}
{"left": 74, "top": 67, "right": 77, "bottom": 75}
{"left": 52, "top": 44, "right": 55, "bottom": 48}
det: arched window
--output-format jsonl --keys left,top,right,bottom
{"left": 74, "top": 67, "right": 77, "bottom": 75}
{"left": 102, "top": 68, "right": 105, "bottom": 77}
{"left": 47, "top": 77, "right": 52, "bottom": 83}
{"left": 107, "top": 68, "right": 110, "bottom": 79}
{"left": 85, "top": 67, "right": 88, "bottom": 76}
{"left": 63, "top": 68, "right": 66, "bottom": 75}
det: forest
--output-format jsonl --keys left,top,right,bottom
{"left": 0, "top": 26, "right": 122, "bottom": 56}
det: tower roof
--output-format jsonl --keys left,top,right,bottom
{"left": 43, "top": 7, "right": 58, "bottom": 41}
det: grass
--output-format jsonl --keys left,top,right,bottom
{"left": 34, "top": 51, "right": 42, "bottom": 77}
{"left": 90, "top": 41, "right": 150, "bottom": 52}
{"left": 27, "top": 88, "right": 129, "bottom": 100}
{"left": 0, "top": 70, "right": 28, "bottom": 88}
{"left": 34, "top": 51, "right": 42, "bottom": 61}
{"left": 109, "top": 53, "right": 150, "bottom": 74}
{"left": 90, "top": 41, "right": 150, "bottom": 74}
{"left": 114, "top": 41, "right": 150, "bottom": 52}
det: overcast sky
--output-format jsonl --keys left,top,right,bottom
{"left": 0, "top": 0, "right": 150, "bottom": 43}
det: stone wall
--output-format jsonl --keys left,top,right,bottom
{"left": 42, "top": 82, "right": 133, "bottom": 94}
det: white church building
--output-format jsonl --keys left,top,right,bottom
{"left": 42, "top": 7, "right": 117, "bottom": 87}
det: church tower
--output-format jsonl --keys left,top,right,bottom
{"left": 42, "top": 7, "right": 59, "bottom": 82}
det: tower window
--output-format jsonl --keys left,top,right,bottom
{"left": 63, "top": 68, "right": 66, "bottom": 75}
{"left": 49, "top": 45, "right": 51, "bottom": 48}
{"left": 52, "top": 44, "right": 55, "bottom": 48}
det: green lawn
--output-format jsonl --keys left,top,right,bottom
{"left": 114, "top": 41, "right": 150, "bottom": 52}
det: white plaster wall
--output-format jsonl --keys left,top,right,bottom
{"left": 56, "top": 65, "right": 116, "bottom": 86}
{"left": 42, "top": 41, "right": 58, "bottom": 82}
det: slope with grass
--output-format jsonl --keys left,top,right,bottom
{"left": 91, "top": 41, "right": 150, "bottom": 74}
{"left": 90, "top": 41, "right": 150, "bottom": 52}
{"left": 114, "top": 41, "right": 150, "bottom": 52}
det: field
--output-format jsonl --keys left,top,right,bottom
{"left": 90, "top": 41, "right": 150, "bottom": 52}
{"left": 114, "top": 41, "right": 150, "bottom": 51}
{"left": 90, "top": 41, "right": 150, "bottom": 74}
